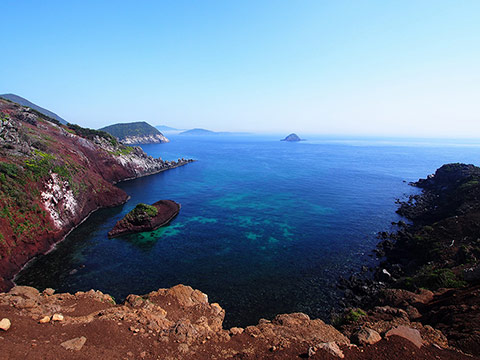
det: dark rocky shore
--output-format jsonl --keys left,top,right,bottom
{"left": 338, "top": 163, "right": 480, "bottom": 356}
{"left": 108, "top": 200, "right": 181, "bottom": 238}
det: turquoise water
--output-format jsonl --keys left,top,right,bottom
{"left": 16, "top": 135, "right": 480, "bottom": 327}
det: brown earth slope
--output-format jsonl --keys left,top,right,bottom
{"left": 0, "top": 285, "right": 476, "bottom": 360}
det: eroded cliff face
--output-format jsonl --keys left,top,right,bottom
{"left": 120, "top": 133, "right": 170, "bottom": 144}
{"left": 0, "top": 99, "right": 191, "bottom": 291}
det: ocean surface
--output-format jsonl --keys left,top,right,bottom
{"left": 16, "top": 134, "right": 480, "bottom": 327}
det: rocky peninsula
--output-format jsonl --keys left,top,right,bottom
{"left": 0, "top": 98, "right": 193, "bottom": 291}
{"left": 108, "top": 200, "right": 180, "bottom": 238}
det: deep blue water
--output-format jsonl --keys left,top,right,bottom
{"left": 16, "top": 135, "right": 480, "bottom": 327}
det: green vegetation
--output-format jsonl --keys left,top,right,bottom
{"left": 0, "top": 113, "right": 10, "bottom": 124}
{"left": 399, "top": 266, "right": 466, "bottom": 291}
{"left": 24, "top": 150, "right": 56, "bottom": 179}
{"left": 110, "top": 145, "right": 134, "bottom": 156}
{"left": 459, "top": 179, "right": 480, "bottom": 191}
{"left": 345, "top": 308, "right": 366, "bottom": 322}
{"left": 0, "top": 160, "right": 53, "bottom": 243}
{"left": 100, "top": 121, "right": 161, "bottom": 140}
{"left": 133, "top": 203, "right": 158, "bottom": 217}
{"left": 333, "top": 308, "right": 367, "bottom": 327}
{"left": 0, "top": 162, "right": 20, "bottom": 178}
{"left": 125, "top": 203, "right": 159, "bottom": 223}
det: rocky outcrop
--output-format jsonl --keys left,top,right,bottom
{"left": 340, "top": 163, "right": 480, "bottom": 356}
{"left": 0, "top": 284, "right": 472, "bottom": 359}
{"left": 120, "top": 133, "right": 170, "bottom": 144}
{"left": 108, "top": 200, "right": 180, "bottom": 238}
{"left": 0, "top": 99, "right": 193, "bottom": 291}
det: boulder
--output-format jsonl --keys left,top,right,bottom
{"left": 352, "top": 327, "right": 382, "bottom": 345}
{"left": 386, "top": 325, "right": 423, "bottom": 348}
{"left": 60, "top": 336, "right": 87, "bottom": 351}
{"left": 316, "top": 342, "right": 344, "bottom": 358}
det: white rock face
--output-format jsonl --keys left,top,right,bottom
{"left": 41, "top": 173, "right": 78, "bottom": 229}
{"left": 120, "top": 134, "right": 170, "bottom": 144}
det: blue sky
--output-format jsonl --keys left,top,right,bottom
{"left": 1, "top": 1, "right": 479, "bottom": 136}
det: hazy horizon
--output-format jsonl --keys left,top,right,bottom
{"left": 2, "top": 1, "right": 479, "bottom": 138}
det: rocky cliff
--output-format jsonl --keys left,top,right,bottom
{"left": 0, "top": 99, "right": 192, "bottom": 291}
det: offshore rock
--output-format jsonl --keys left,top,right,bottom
{"left": 281, "top": 133, "right": 303, "bottom": 142}
{"left": 108, "top": 200, "right": 180, "bottom": 238}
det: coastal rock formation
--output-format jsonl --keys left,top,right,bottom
{"left": 100, "top": 121, "right": 170, "bottom": 144}
{"left": 281, "top": 133, "right": 303, "bottom": 141}
{"left": 108, "top": 200, "right": 180, "bottom": 238}
{"left": 341, "top": 163, "right": 480, "bottom": 356}
{"left": 0, "top": 99, "right": 193, "bottom": 291}
{"left": 0, "top": 284, "right": 472, "bottom": 359}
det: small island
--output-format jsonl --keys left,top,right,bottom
{"left": 281, "top": 133, "right": 303, "bottom": 142}
{"left": 108, "top": 200, "right": 180, "bottom": 238}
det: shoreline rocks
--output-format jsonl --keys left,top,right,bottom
{"left": 339, "top": 163, "right": 480, "bottom": 356}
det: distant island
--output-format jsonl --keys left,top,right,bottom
{"left": 100, "top": 121, "right": 169, "bottom": 144}
{"left": 156, "top": 125, "right": 184, "bottom": 132}
{"left": 281, "top": 133, "right": 303, "bottom": 142}
{"left": 0, "top": 93, "right": 67, "bottom": 124}
{"left": 179, "top": 128, "right": 249, "bottom": 136}
{"left": 180, "top": 128, "right": 216, "bottom": 135}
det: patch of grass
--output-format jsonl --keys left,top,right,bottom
{"left": 0, "top": 162, "right": 20, "bottom": 178}
{"left": 125, "top": 203, "right": 159, "bottom": 223}
{"left": 399, "top": 267, "right": 467, "bottom": 291}
{"left": 112, "top": 146, "right": 134, "bottom": 156}
{"left": 332, "top": 308, "right": 367, "bottom": 327}
{"left": 345, "top": 308, "right": 366, "bottom": 322}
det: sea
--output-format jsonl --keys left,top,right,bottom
{"left": 15, "top": 134, "right": 480, "bottom": 327}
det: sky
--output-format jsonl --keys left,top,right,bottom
{"left": 1, "top": 0, "right": 479, "bottom": 137}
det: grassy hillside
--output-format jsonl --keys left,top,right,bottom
{"left": 100, "top": 121, "right": 162, "bottom": 140}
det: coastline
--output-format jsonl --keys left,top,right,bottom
{"left": 10, "top": 161, "right": 195, "bottom": 290}
{"left": 339, "top": 163, "right": 480, "bottom": 355}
